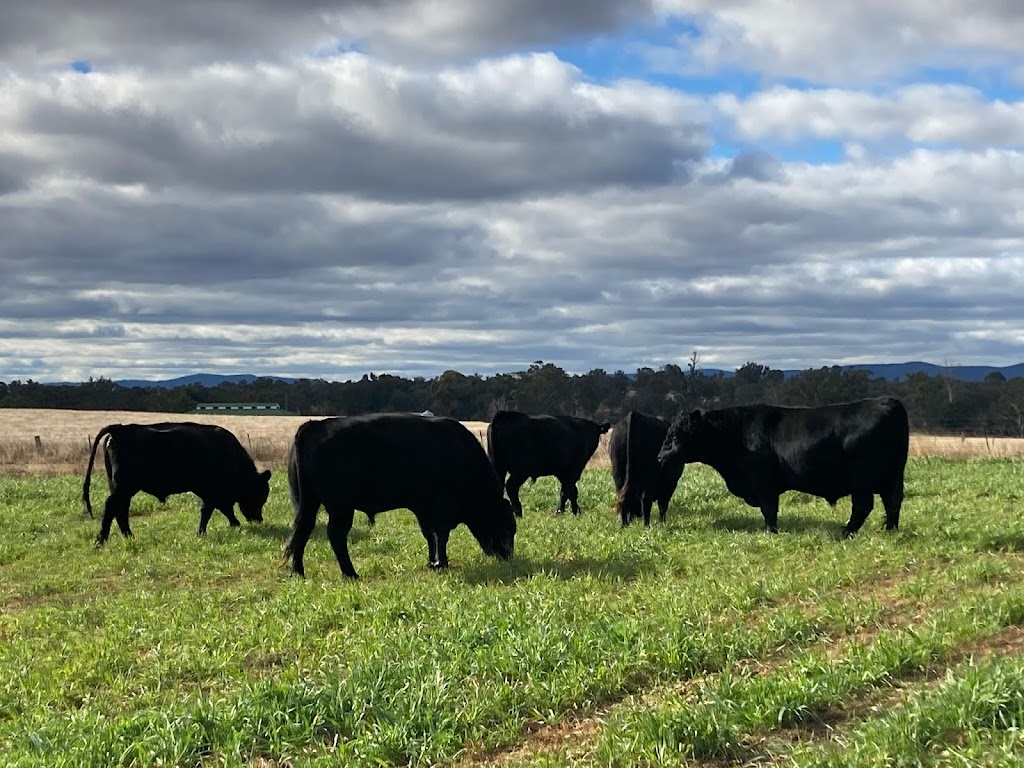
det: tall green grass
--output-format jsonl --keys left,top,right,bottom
{"left": 1, "top": 458, "right": 1023, "bottom": 765}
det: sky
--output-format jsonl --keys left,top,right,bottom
{"left": 1, "top": 0, "right": 1023, "bottom": 382}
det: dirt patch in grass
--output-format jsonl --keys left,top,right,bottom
{"left": 452, "top": 572, "right": 922, "bottom": 767}
{"left": 454, "top": 715, "right": 604, "bottom": 768}
{"left": 751, "top": 617, "right": 1024, "bottom": 762}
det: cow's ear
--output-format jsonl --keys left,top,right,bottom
{"left": 260, "top": 469, "right": 272, "bottom": 481}
{"left": 600, "top": 422, "right": 612, "bottom": 434}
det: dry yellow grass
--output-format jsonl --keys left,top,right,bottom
{"left": 0, "top": 408, "right": 1017, "bottom": 477}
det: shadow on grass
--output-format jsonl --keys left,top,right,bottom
{"left": 458, "top": 553, "right": 651, "bottom": 585}
{"left": 709, "top": 513, "right": 848, "bottom": 539}
{"left": 244, "top": 522, "right": 371, "bottom": 546}
{"left": 976, "top": 531, "right": 1024, "bottom": 553}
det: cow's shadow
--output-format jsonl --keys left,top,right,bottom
{"left": 245, "top": 523, "right": 371, "bottom": 546}
{"left": 709, "top": 513, "right": 848, "bottom": 539}
{"left": 975, "top": 531, "right": 1024, "bottom": 553}
{"left": 457, "top": 553, "right": 650, "bottom": 585}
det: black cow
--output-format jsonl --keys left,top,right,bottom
{"left": 486, "top": 410, "right": 612, "bottom": 517}
{"left": 657, "top": 397, "right": 908, "bottom": 537}
{"left": 610, "top": 410, "right": 685, "bottom": 527}
{"left": 283, "top": 413, "right": 516, "bottom": 580}
{"left": 83, "top": 422, "right": 271, "bottom": 545}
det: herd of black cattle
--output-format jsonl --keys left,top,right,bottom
{"left": 80, "top": 396, "right": 910, "bottom": 580}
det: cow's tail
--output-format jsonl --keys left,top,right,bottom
{"left": 82, "top": 425, "right": 118, "bottom": 518}
{"left": 283, "top": 423, "right": 321, "bottom": 562}
{"left": 486, "top": 421, "right": 505, "bottom": 491}
{"left": 615, "top": 412, "right": 635, "bottom": 519}
{"left": 283, "top": 435, "right": 303, "bottom": 560}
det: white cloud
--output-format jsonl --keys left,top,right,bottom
{"left": 0, "top": 0, "right": 653, "bottom": 68}
{"left": 716, "top": 84, "right": 1024, "bottom": 147}
{"left": 651, "top": 0, "right": 1024, "bottom": 83}
{"left": 0, "top": 53, "right": 706, "bottom": 201}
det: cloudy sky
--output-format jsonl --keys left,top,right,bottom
{"left": 2, "top": 0, "right": 1023, "bottom": 382}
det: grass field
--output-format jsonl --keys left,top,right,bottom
{"left": 3, "top": 422, "right": 1024, "bottom": 766}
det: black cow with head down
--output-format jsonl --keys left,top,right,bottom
{"left": 657, "top": 397, "right": 908, "bottom": 537}
{"left": 83, "top": 422, "right": 271, "bottom": 545}
{"left": 487, "top": 410, "right": 611, "bottom": 517}
{"left": 609, "top": 410, "right": 685, "bottom": 527}
{"left": 283, "top": 413, "right": 516, "bottom": 580}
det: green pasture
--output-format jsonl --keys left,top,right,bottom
{"left": 2, "top": 458, "right": 1024, "bottom": 766}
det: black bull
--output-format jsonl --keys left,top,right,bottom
{"left": 487, "top": 411, "right": 611, "bottom": 517}
{"left": 657, "top": 397, "right": 909, "bottom": 537}
{"left": 82, "top": 422, "right": 271, "bottom": 544}
{"left": 283, "top": 413, "right": 517, "bottom": 580}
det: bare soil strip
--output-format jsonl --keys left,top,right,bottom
{"left": 452, "top": 567, "right": 1024, "bottom": 768}
{"left": 449, "top": 573, "right": 926, "bottom": 767}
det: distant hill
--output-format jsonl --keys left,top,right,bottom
{"left": 107, "top": 363, "right": 1024, "bottom": 389}
{"left": 115, "top": 373, "right": 296, "bottom": 389}
{"left": 824, "top": 362, "right": 1024, "bottom": 382}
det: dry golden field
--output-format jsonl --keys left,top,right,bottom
{"left": 0, "top": 407, "right": 1018, "bottom": 476}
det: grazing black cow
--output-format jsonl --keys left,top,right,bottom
{"left": 657, "top": 397, "right": 908, "bottom": 537}
{"left": 486, "top": 410, "right": 612, "bottom": 517}
{"left": 83, "top": 422, "right": 271, "bottom": 545}
{"left": 609, "top": 411, "right": 685, "bottom": 527}
{"left": 283, "top": 413, "right": 516, "bottom": 580}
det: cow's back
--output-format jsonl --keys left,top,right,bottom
{"left": 489, "top": 410, "right": 597, "bottom": 479}
{"left": 299, "top": 413, "right": 500, "bottom": 514}
{"left": 106, "top": 422, "right": 253, "bottom": 495}
{"left": 763, "top": 397, "right": 909, "bottom": 498}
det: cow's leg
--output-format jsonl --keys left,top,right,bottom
{"left": 219, "top": 504, "right": 241, "bottom": 528}
{"left": 96, "top": 489, "right": 133, "bottom": 545}
{"left": 657, "top": 497, "right": 670, "bottom": 524}
{"left": 844, "top": 491, "right": 874, "bottom": 538}
{"left": 641, "top": 493, "right": 654, "bottom": 527}
{"left": 759, "top": 495, "right": 780, "bottom": 533}
{"left": 283, "top": 494, "right": 320, "bottom": 578}
{"left": 432, "top": 528, "right": 451, "bottom": 570}
{"left": 561, "top": 479, "right": 581, "bottom": 515}
{"left": 198, "top": 500, "right": 216, "bottom": 535}
{"left": 618, "top": 491, "right": 633, "bottom": 527}
{"left": 416, "top": 515, "right": 439, "bottom": 568}
{"left": 324, "top": 504, "right": 359, "bottom": 579}
{"left": 880, "top": 471, "right": 904, "bottom": 531}
{"left": 506, "top": 473, "right": 526, "bottom": 517}
{"left": 113, "top": 497, "right": 134, "bottom": 540}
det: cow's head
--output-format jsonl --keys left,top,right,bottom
{"left": 474, "top": 496, "right": 517, "bottom": 561}
{"left": 581, "top": 420, "right": 612, "bottom": 462}
{"left": 239, "top": 469, "right": 272, "bottom": 523}
{"left": 657, "top": 410, "right": 704, "bottom": 469}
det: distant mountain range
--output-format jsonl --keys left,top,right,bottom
{"left": 104, "top": 362, "right": 1024, "bottom": 389}
{"left": 113, "top": 373, "right": 296, "bottom": 388}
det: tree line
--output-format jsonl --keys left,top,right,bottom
{"left": 3, "top": 360, "right": 1024, "bottom": 436}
